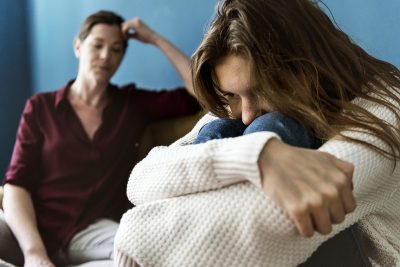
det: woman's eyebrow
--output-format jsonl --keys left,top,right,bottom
{"left": 91, "top": 37, "right": 104, "bottom": 42}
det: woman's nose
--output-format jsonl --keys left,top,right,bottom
{"left": 241, "top": 102, "right": 261, "bottom": 125}
{"left": 100, "top": 48, "right": 110, "bottom": 60}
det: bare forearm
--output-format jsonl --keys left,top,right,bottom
{"left": 122, "top": 17, "right": 195, "bottom": 97}
{"left": 153, "top": 35, "right": 194, "bottom": 96}
{"left": 3, "top": 184, "right": 49, "bottom": 259}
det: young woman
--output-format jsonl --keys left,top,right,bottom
{"left": 114, "top": 0, "right": 400, "bottom": 266}
{"left": 1, "top": 10, "right": 199, "bottom": 267}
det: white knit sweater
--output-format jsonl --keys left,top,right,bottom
{"left": 115, "top": 94, "right": 400, "bottom": 267}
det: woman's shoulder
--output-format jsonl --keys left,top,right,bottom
{"left": 25, "top": 91, "right": 60, "bottom": 112}
{"left": 25, "top": 86, "right": 67, "bottom": 113}
{"left": 29, "top": 91, "right": 57, "bottom": 101}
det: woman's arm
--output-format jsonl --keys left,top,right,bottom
{"left": 121, "top": 18, "right": 195, "bottom": 97}
{"left": 258, "top": 138, "right": 356, "bottom": 237}
{"left": 129, "top": 127, "right": 356, "bottom": 237}
{"left": 129, "top": 90, "right": 399, "bottom": 238}
{"left": 3, "top": 98, "right": 55, "bottom": 266}
{"left": 3, "top": 184, "right": 55, "bottom": 267}
{"left": 127, "top": 114, "right": 278, "bottom": 204}
{"left": 117, "top": 129, "right": 398, "bottom": 267}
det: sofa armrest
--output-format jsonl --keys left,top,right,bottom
{"left": 136, "top": 112, "right": 203, "bottom": 162}
{"left": 0, "top": 186, "right": 3, "bottom": 209}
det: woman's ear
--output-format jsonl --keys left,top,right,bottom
{"left": 73, "top": 38, "right": 81, "bottom": 58}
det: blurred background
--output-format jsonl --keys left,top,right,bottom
{"left": 1, "top": 0, "right": 399, "bottom": 179}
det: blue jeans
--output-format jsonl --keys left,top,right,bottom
{"left": 194, "top": 112, "right": 322, "bottom": 148}
{"left": 194, "top": 112, "right": 371, "bottom": 266}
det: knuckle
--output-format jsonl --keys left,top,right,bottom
{"left": 308, "top": 195, "right": 324, "bottom": 210}
{"left": 346, "top": 199, "right": 357, "bottom": 213}
{"left": 334, "top": 214, "right": 345, "bottom": 223}
{"left": 321, "top": 185, "right": 340, "bottom": 201}
{"left": 288, "top": 196, "right": 324, "bottom": 217}
{"left": 287, "top": 203, "right": 308, "bottom": 218}
{"left": 318, "top": 224, "right": 333, "bottom": 235}
{"left": 302, "top": 227, "right": 314, "bottom": 238}
{"left": 133, "top": 17, "right": 141, "bottom": 25}
{"left": 331, "top": 208, "right": 346, "bottom": 223}
{"left": 332, "top": 172, "right": 350, "bottom": 188}
{"left": 344, "top": 162, "right": 355, "bottom": 174}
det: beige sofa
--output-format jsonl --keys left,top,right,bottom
{"left": 0, "top": 187, "right": 3, "bottom": 209}
{"left": 0, "top": 112, "right": 203, "bottom": 210}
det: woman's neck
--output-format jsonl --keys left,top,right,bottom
{"left": 69, "top": 78, "right": 109, "bottom": 109}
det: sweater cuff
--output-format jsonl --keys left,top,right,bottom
{"left": 211, "top": 132, "right": 280, "bottom": 188}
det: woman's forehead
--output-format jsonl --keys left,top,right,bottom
{"left": 87, "top": 23, "right": 124, "bottom": 43}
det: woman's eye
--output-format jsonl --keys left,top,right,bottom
{"left": 93, "top": 44, "right": 102, "bottom": 49}
{"left": 223, "top": 93, "right": 239, "bottom": 100}
{"left": 112, "top": 47, "right": 123, "bottom": 53}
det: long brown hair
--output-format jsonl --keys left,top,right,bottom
{"left": 192, "top": 0, "right": 400, "bottom": 160}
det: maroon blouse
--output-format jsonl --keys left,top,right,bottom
{"left": 4, "top": 81, "right": 199, "bottom": 254}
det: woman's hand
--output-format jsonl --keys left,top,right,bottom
{"left": 121, "top": 17, "right": 159, "bottom": 44}
{"left": 258, "top": 138, "right": 356, "bottom": 237}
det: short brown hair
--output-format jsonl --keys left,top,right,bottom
{"left": 78, "top": 10, "right": 127, "bottom": 49}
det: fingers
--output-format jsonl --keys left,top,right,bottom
{"left": 333, "top": 156, "right": 354, "bottom": 181}
{"left": 288, "top": 171, "right": 352, "bottom": 237}
{"left": 312, "top": 209, "right": 332, "bottom": 235}
{"left": 290, "top": 198, "right": 333, "bottom": 237}
{"left": 331, "top": 156, "right": 357, "bottom": 213}
{"left": 341, "top": 184, "right": 357, "bottom": 213}
{"left": 292, "top": 211, "right": 314, "bottom": 237}
{"left": 121, "top": 17, "right": 156, "bottom": 43}
{"left": 121, "top": 17, "right": 141, "bottom": 39}
{"left": 329, "top": 194, "right": 346, "bottom": 224}
{"left": 260, "top": 145, "right": 357, "bottom": 238}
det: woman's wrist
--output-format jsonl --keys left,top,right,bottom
{"left": 258, "top": 138, "right": 283, "bottom": 185}
{"left": 151, "top": 32, "right": 163, "bottom": 46}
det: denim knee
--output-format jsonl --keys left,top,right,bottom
{"left": 244, "top": 112, "right": 321, "bottom": 149}
{"left": 193, "top": 118, "right": 246, "bottom": 144}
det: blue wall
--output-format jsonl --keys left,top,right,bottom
{"left": 1, "top": 0, "right": 400, "bottom": 178}
{"left": 323, "top": 0, "right": 400, "bottom": 69}
{"left": 1, "top": 0, "right": 217, "bottom": 178}
{"left": 0, "top": 1, "right": 32, "bottom": 179}
{"left": 28, "top": 0, "right": 400, "bottom": 95}
{"left": 29, "top": 0, "right": 217, "bottom": 92}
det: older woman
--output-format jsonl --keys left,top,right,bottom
{"left": 114, "top": 0, "right": 400, "bottom": 266}
{"left": 1, "top": 10, "right": 199, "bottom": 267}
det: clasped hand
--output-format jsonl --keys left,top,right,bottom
{"left": 258, "top": 138, "right": 356, "bottom": 237}
{"left": 121, "top": 17, "right": 159, "bottom": 44}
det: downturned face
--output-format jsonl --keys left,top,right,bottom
{"left": 74, "top": 23, "right": 125, "bottom": 84}
{"left": 214, "top": 55, "right": 272, "bottom": 125}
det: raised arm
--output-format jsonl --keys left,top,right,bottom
{"left": 121, "top": 17, "right": 195, "bottom": 96}
{"left": 3, "top": 184, "right": 55, "bottom": 267}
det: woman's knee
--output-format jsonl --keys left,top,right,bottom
{"left": 244, "top": 112, "right": 321, "bottom": 148}
{"left": 0, "top": 213, "right": 24, "bottom": 266}
{"left": 194, "top": 118, "right": 246, "bottom": 144}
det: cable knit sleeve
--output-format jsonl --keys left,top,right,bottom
{"left": 127, "top": 113, "right": 280, "bottom": 206}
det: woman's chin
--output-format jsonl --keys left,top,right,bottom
{"left": 92, "top": 72, "right": 112, "bottom": 84}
